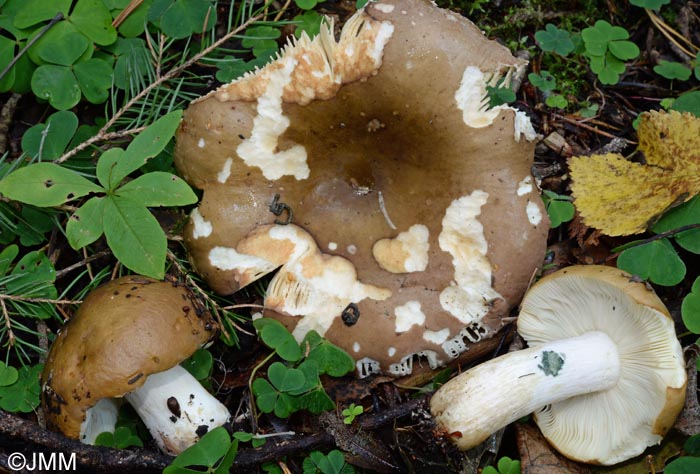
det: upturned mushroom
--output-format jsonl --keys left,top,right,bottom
{"left": 174, "top": 0, "right": 549, "bottom": 377}
{"left": 41, "top": 276, "right": 231, "bottom": 455}
{"left": 430, "top": 265, "right": 687, "bottom": 465}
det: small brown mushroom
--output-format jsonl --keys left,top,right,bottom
{"left": 41, "top": 276, "right": 230, "bottom": 455}
{"left": 174, "top": 0, "right": 549, "bottom": 376}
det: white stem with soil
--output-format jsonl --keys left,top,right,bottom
{"left": 124, "top": 364, "right": 230, "bottom": 455}
{"left": 430, "top": 331, "right": 621, "bottom": 450}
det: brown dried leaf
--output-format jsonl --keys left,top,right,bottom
{"left": 569, "top": 111, "right": 700, "bottom": 236}
{"left": 516, "top": 423, "right": 592, "bottom": 474}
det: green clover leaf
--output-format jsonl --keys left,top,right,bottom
{"left": 535, "top": 24, "right": 574, "bottom": 56}
{"left": 148, "top": 0, "right": 217, "bottom": 39}
{"left": 682, "top": 277, "right": 700, "bottom": 334}
{"left": 617, "top": 238, "right": 685, "bottom": 286}
{"left": 654, "top": 60, "right": 692, "bottom": 81}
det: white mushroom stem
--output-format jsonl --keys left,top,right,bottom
{"left": 124, "top": 364, "right": 230, "bottom": 455}
{"left": 430, "top": 331, "right": 621, "bottom": 450}
{"left": 80, "top": 398, "right": 121, "bottom": 445}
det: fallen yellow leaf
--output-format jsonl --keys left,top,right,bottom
{"left": 569, "top": 110, "right": 700, "bottom": 236}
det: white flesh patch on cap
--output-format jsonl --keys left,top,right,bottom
{"left": 207, "top": 9, "right": 393, "bottom": 106}
{"left": 514, "top": 109, "right": 537, "bottom": 142}
{"left": 423, "top": 328, "right": 450, "bottom": 345}
{"left": 442, "top": 323, "right": 492, "bottom": 358}
{"left": 236, "top": 56, "right": 310, "bottom": 181}
{"left": 456, "top": 67, "right": 537, "bottom": 143}
{"left": 209, "top": 246, "right": 277, "bottom": 276}
{"left": 394, "top": 300, "right": 426, "bottom": 333}
{"left": 438, "top": 191, "right": 503, "bottom": 325}
{"left": 373, "top": 224, "right": 430, "bottom": 273}
{"left": 190, "top": 209, "right": 213, "bottom": 239}
{"left": 374, "top": 3, "right": 395, "bottom": 13}
{"left": 388, "top": 347, "right": 396, "bottom": 357}
{"left": 357, "top": 357, "right": 381, "bottom": 378}
{"left": 217, "top": 158, "right": 233, "bottom": 183}
{"left": 517, "top": 176, "right": 533, "bottom": 196}
{"left": 197, "top": 138, "right": 205, "bottom": 148}
{"left": 263, "top": 225, "right": 391, "bottom": 340}
{"left": 455, "top": 66, "right": 505, "bottom": 128}
{"left": 387, "top": 350, "right": 442, "bottom": 376}
{"left": 353, "top": 342, "right": 361, "bottom": 353}
{"left": 526, "top": 200, "right": 542, "bottom": 225}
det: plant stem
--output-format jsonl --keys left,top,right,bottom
{"left": 611, "top": 223, "right": 700, "bottom": 254}
{"left": 0, "top": 13, "right": 64, "bottom": 83}
{"left": 56, "top": 13, "right": 264, "bottom": 164}
{"left": 0, "top": 298, "right": 15, "bottom": 348}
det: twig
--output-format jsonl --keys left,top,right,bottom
{"left": 0, "top": 13, "right": 64, "bottom": 83}
{"left": 0, "top": 294, "right": 81, "bottom": 305}
{"left": 611, "top": 223, "right": 700, "bottom": 254}
{"left": 54, "top": 250, "right": 112, "bottom": 280}
{"left": 0, "top": 298, "right": 15, "bottom": 348}
{"left": 552, "top": 114, "right": 635, "bottom": 142}
{"left": 166, "top": 250, "right": 243, "bottom": 340}
{"left": 0, "top": 93, "right": 21, "bottom": 154}
{"left": 646, "top": 9, "right": 698, "bottom": 58}
{"left": 56, "top": 13, "right": 264, "bottom": 164}
{"left": 112, "top": 0, "right": 145, "bottom": 28}
{"left": 273, "top": 0, "right": 294, "bottom": 22}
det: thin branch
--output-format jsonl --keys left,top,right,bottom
{"left": 646, "top": 9, "right": 698, "bottom": 57}
{"left": 166, "top": 250, "right": 240, "bottom": 340}
{"left": 0, "top": 13, "right": 64, "bottom": 82}
{"left": 112, "top": 0, "right": 145, "bottom": 28}
{"left": 0, "top": 298, "right": 15, "bottom": 348}
{"left": 56, "top": 13, "right": 264, "bottom": 164}
{"left": 0, "top": 294, "right": 81, "bottom": 305}
{"left": 54, "top": 250, "right": 113, "bottom": 280}
{"left": 612, "top": 223, "right": 700, "bottom": 254}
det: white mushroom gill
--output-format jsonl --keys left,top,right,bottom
{"left": 123, "top": 365, "right": 230, "bottom": 455}
{"left": 80, "top": 398, "right": 120, "bottom": 445}
{"left": 519, "top": 275, "right": 687, "bottom": 465}
{"left": 438, "top": 191, "right": 502, "bottom": 325}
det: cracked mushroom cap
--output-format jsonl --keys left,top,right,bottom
{"left": 518, "top": 265, "right": 687, "bottom": 464}
{"left": 174, "top": 0, "right": 549, "bottom": 377}
{"left": 41, "top": 276, "right": 217, "bottom": 439}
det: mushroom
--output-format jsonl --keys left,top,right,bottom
{"left": 174, "top": 0, "right": 549, "bottom": 377}
{"left": 41, "top": 276, "right": 231, "bottom": 455}
{"left": 430, "top": 265, "right": 687, "bottom": 465}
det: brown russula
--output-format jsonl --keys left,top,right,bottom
{"left": 41, "top": 276, "right": 230, "bottom": 454}
{"left": 174, "top": 0, "right": 549, "bottom": 377}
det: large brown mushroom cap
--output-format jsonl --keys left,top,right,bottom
{"left": 41, "top": 276, "right": 217, "bottom": 439}
{"left": 174, "top": 0, "right": 549, "bottom": 376}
